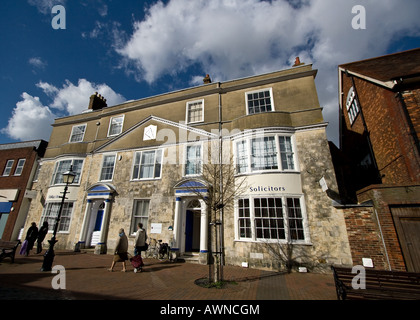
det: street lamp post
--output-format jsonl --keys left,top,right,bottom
{"left": 41, "top": 166, "right": 76, "bottom": 272}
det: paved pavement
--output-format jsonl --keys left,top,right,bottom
{"left": 0, "top": 249, "right": 337, "bottom": 301}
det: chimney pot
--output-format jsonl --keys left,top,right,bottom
{"left": 203, "top": 74, "right": 212, "bottom": 84}
{"left": 293, "top": 57, "right": 304, "bottom": 67}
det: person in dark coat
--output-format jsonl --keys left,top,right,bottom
{"left": 25, "top": 222, "right": 38, "bottom": 256}
{"left": 36, "top": 221, "right": 49, "bottom": 254}
{"left": 108, "top": 228, "right": 129, "bottom": 272}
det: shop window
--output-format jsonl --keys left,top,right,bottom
{"left": 41, "top": 202, "right": 74, "bottom": 233}
{"left": 237, "top": 196, "right": 306, "bottom": 242}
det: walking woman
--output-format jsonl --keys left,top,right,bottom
{"left": 25, "top": 222, "right": 38, "bottom": 256}
{"left": 108, "top": 228, "right": 128, "bottom": 272}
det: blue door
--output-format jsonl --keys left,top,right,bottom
{"left": 94, "top": 210, "right": 104, "bottom": 232}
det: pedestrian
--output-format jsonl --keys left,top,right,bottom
{"left": 36, "top": 221, "right": 49, "bottom": 254}
{"left": 108, "top": 228, "right": 128, "bottom": 272}
{"left": 134, "top": 223, "right": 148, "bottom": 256}
{"left": 25, "top": 222, "right": 38, "bottom": 256}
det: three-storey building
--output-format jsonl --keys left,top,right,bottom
{"left": 25, "top": 64, "right": 352, "bottom": 271}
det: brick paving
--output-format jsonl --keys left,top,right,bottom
{"left": 0, "top": 250, "right": 337, "bottom": 301}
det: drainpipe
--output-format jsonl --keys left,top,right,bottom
{"left": 217, "top": 82, "right": 224, "bottom": 281}
{"left": 373, "top": 207, "right": 392, "bottom": 270}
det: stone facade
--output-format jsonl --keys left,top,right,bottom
{"left": 25, "top": 64, "right": 352, "bottom": 272}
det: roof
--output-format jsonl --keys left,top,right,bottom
{"left": 339, "top": 48, "right": 420, "bottom": 82}
{"left": 0, "top": 139, "right": 48, "bottom": 151}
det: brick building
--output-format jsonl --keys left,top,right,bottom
{"left": 0, "top": 140, "right": 48, "bottom": 240}
{"left": 333, "top": 48, "right": 420, "bottom": 272}
{"left": 24, "top": 64, "right": 353, "bottom": 272}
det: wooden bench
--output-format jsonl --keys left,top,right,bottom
{"left": 0, "top": 240, "right": 21, "bottom": 263}
{"left": 331, "top": 266, "right": 420, "bottom": 300}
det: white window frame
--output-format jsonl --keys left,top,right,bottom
{"left": 132, "top": 149, "right": 163, "bottom": 180}
{"left": 245, "top": 88, "right": 275, "bottom": 115}
{"left": 235, "top": 195, "right": 309, "bottom": 244}
{"left": 130, "top": 199, "right": 150, "bottom": 235}
{"left": 14, "top": 159, "right": 26, "bottom": 176}
{"left": 234, "top": 134, "right": 298, "bottom": 174}
{"left": 184, "top": 143, "right": 203, "bottom": 177}
{"left": 346, "top": 87, "right": 360, "bottom": 125}
{"left": 186, "top": 99, "right": 204, "bottom": 124}
{"left": 107, "top": 115, "right": 124, "bottom": 137}
{"left": 41, "top": 202, "right": 74, "bottom": 234}
{"left": 3, "top": 160, "right": 14, "bottom": 176}
{"left": 99, "top": 154, "right": 117, "bottom": 181}
{"left": 69, "top": 124, "right": 87, "bottom": 143}
{"left": 51, "top": 158, "right": 84, "bottom": 186}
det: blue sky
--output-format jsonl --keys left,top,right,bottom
{"left": 0, "top": 0, "right": 419, "bottom": 146}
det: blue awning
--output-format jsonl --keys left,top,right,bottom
{"left": 0, "top": 202, "right": 12, "bottom": 213}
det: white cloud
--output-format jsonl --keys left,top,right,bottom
{"left": 117, "top": 0, "right": 420, "bottom": 143}
{"left": 1, "top": 93, "right": 55, "bottom": 141}
{"left": 28, "top": 0, "right": 67, "bottom": 15}
{"left": 28, "top": 57, "right": 47, "bottom": 70}
{"left": 3, "top": 79, "right": 126, "bottom": 142}
{"left": 37, "top": 79, "right": 126, "bottom": 115}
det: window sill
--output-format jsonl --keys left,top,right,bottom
{"left": 235, "top": 170, "right": 301, "bottom": 177}
{"left": 234, "top": 239, "right": 312, "bottom": 246}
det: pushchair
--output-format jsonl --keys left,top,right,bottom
{"left": 130, "top": 254, "right": 144, "bottom": 273}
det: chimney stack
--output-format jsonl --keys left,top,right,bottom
{"left": 88, "top": 92, "right": 107, "bottom": 111}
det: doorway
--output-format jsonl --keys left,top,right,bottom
{"left": 185, "top": 210, "right": 201, "bottom": 252}
{"left": 391, "top": 206, "right": 420, "bottom": 272}
{"left": 185, "top": 199, "right": 202, "bottom": 253}
{"left": 88, "top": 201, "right": 105, "bottom": 247}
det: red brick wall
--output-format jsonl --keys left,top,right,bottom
{"left": 0, "top": 147, "right": 39, "bottom": 240}
{"left": 340, "top": 73, "right": 420, "bottom": 185}
{"left": 402, "top": 87, "right": 420, "bottom": 138}
{"left": 343, "top": 206, "right": 390, "bottom": 270}
{"left": 357, "top": 184, "right": 420, "bottom": 271}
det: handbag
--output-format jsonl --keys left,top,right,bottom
{"left": 19, "top": 240, "right": 28, "bottom": 255}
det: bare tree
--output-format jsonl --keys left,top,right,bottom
{"left": 190, "top": 146, "right": 247, "bottom": 283}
